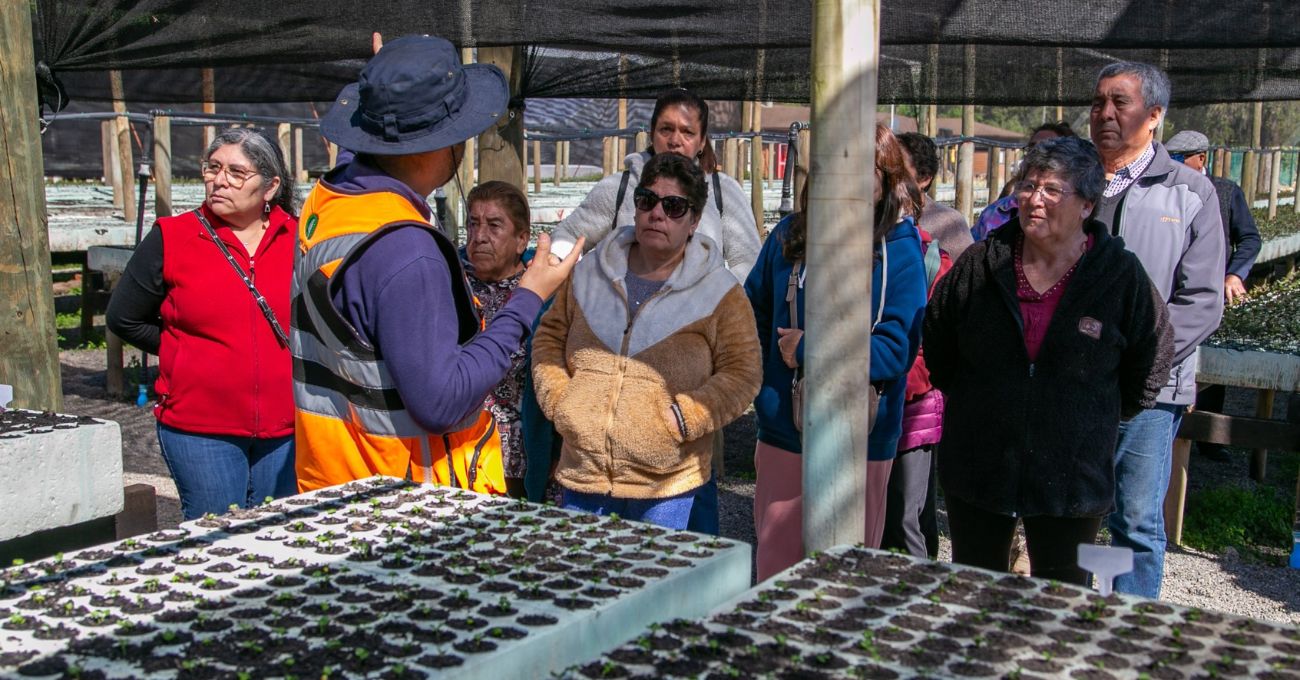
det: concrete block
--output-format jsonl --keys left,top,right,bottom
{"left": 0, "top": 410, "right": 123, "bottom": 542}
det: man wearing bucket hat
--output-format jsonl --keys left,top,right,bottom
{"left": 1166, "top": 129, "right": 1261, "bottom": 464}
{"left": 291, "top": 35, "right": 582, "bottom": 493}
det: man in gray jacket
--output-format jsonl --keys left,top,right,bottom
{"left": 1089, "top": 62, "right": 1225, "bottom": 598}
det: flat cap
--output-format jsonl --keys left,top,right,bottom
{"left": 1165, "top": 130, "right": 1210, "bottom": 154}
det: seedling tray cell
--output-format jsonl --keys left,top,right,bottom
{"left": 0, "top": 476, "right": 751, "bottom": 678}
{"left": 574, "top": 545, "right": 1300, "bottom": 679}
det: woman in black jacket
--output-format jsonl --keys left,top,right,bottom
{"left": 923, "top": 137, "right": 1173, "bottom": 585}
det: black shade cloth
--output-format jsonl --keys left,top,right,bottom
{"left": 33, "top": 1, "right": 1300, "bottom": 105}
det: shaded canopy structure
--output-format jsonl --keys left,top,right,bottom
{"left": 32, "top": 0, "right": 1300, "bottom": 107}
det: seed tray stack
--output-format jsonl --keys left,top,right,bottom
{"left": 572, "top": 545, "right": 1300, "bottom": 679}
{"left": 0, "top": 476, "right": 751, "bottom": 679}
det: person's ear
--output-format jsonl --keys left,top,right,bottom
{"left": 262, "top": 176, "right": 282, "bottom": 204}
{"left": 1081, "top": 199, "right": 1095, "bottom": 220}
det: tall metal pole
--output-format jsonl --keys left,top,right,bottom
{"left": 803, "top": 0, "right": 879, "bottom": 553}
{"left": 0, "top": 0, "right": 62, "bottom": 410}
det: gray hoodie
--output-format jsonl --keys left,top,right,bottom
{"left": 551, "top": 151, "right": 762, "bottom": 282}
{"left": 1095, "top": 142, "right": 1225, "bottom": 405}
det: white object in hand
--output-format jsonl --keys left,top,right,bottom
{"left": 1077, "top": 543, "right": 1133, "bottom": 597}
{"left": 548, "top": 239, "right": 576, "bottom": 261}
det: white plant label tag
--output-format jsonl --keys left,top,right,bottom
{"left": 1078, "top": 543, "right": 1133, "bottom": 596}
{"left": 0, "top": 384, "right": 11, "bottom": 411}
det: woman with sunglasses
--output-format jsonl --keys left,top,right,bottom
{"left": 745, "top": 124, "right": 930, "bottom": 580}
{"left": 923, "top": 137, "right": 1173, "bottom": 584}
{"left": 532, "top": 153, "right": 761, "bottom": 529}
{"left": 108, "top": 128, "right": 298, "bottom": 520}
{"left": 549, "top": 88, "right": 760, "bottom": 534}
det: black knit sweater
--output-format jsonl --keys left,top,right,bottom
{"left": 923, "top": 218, "right": 1174, "bottom": 518}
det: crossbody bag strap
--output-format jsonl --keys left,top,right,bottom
{"left": 612, "top": 169, "right": 632, "bottom": 232}
{"left": 786, "top": 261, "right": 802, "bottom": 379}
{"left": 711, "top": 172, "right": 723, "bottom": 217}
{"left": 193, "top": 209, "right": 290, "bottom": 348}
{"left": 872, "top": 237, "right": 888, "bottom": 332}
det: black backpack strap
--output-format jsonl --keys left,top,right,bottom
{"left": 612, "top": 169, "right": 632, "bottom": 232}
{"left": 711, "top": 171, "right": 723, "bottom": 217}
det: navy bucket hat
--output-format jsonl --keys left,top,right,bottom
{"left": 321, "top": 35, "right": 508, "bottom": 155}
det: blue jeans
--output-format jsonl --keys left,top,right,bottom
{"left": 685, "top": 476, "right": 719, "bottom": 535}
{"left": 561, "top": 487, "right": 698, "bottom": 530}
{"left": 1108, "top": 403, "right": 1184, "bottom": 598}
{"left": 157, "top": 423, "right": 297, "bottom": 521}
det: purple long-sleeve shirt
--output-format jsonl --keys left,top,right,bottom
{"left": 326, "top": 157, "right": 543, "bottom": 433}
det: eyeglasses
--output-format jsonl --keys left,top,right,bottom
{"left": 1014, "top": 180, "right": 1076, "bottom": 205}
{"left": 200, "top": 161, "right": 258, "bottom": 189}
{"left": 633, "top": 187, "right": 692, "bottom": 219}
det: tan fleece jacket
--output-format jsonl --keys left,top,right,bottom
{"left": 533, "top": 227, "right": 761, "bottom": 499}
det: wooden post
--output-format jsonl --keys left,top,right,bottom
{"left": 109, "top": 71, "right": 137, "bottom": 225}
{"left": 100, "top": 120, "right": 122, "bottom": 209}
{"left": 476, "top": 46, "right": 526, "bottom": 192}
{"left": 1268, "top": 149, "right": 1282, "bottom": 219}
{"left": 152, "top": 114, "right": 172, "bottom": 219}
{"left": 803, "top": 0, "right": 878, "bottom": 554}
{"left": 560, "top": 140, "right": 569, "bottom": 180}
{"left": 1252, "top": 389, "right": 1274, "bottom": 482}
{"left": 293, "top": 128, "right": 306, "bottom": 183}
{"left": 617, "top": 97, "right": 628, "bottom": 161}
{"left": 1212, "top": 147, "right": 1226, "bottom": 178}
{"left": 751, "top": 134, "right": 764, "bottom": 233}
{"left": 1295, "top": 150, "right": 1300, "bottom": 215}
{"left": 991, "top": 147, "right": 1005, "bottom": 202}
{"left": 1244, "top": 102, "right": 1263, "bottom": 204}
{"left": 552, "top": 141, "right": 562, "bottom": 187}
{"left": 1054, "top": 105, "right": 1064, "bottom": 121}
{"left": 601, "top": 137, "right": 614, "bottom": 176}
{"left": 723, "top": 137, "right": 740, "bottom": 179}
{"left": 532, "top": 140, "right": 542, "bottom": 194}
{"left": 634, "top": 131, "right": 648, "bottom": 155}
{"left": 1163, "top": 438, "right": 1192, "bottom": 545}
{"left": 793, "top": 128, "right": 811, "bottom": 211}
{"left": 201, "top": 68, "right": 216, "bottom": 151}
{"left": 276, "top": 123, "right": 291, "bottom": 177}
{"left": 956, "top": 107, "right": 975, "bottom": 221}
{"left": 0, "top": 0, "right": 61, "bottom": 410}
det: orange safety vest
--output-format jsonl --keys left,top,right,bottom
{"left": 290, "top": 181, "right": 505, "bottom": 495}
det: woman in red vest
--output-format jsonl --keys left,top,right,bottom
{"left": 108, "top": 128, "right": 297, "bottom": 520}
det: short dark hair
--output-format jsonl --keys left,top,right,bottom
{"left": 639, "top": 152, "right": 708, "bottom": 219}
{"left": 1018, "top": 136, "right": 1105, "bottom": 205}
{"left": 467, "top": 180, "right": 530, "bottom": 235}
{"left": 1030, "top": 121, "right": 1077, "bottom": 140}
{"left": 897, "top": 132, "right": 938, "bottom": 182}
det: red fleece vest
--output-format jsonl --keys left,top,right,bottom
{"left": 154, "top": 204, "right": 296, "bottom": 438}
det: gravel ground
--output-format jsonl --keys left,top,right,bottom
{"left": 57, "top": 348, "right": 1299, "bottom": 626}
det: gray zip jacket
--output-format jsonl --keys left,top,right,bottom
{"left": 551, "top": 151, "right": 762, "bottom": 282}
{"left": 1096, "top": 142, "right": 1225, "bottom": 405}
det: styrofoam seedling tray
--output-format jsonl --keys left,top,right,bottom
{"left": 572, "top": 545, "right": 1300, "bottom": 679}
{"left": 0, "top": 476, "right": 751, "bottom": 679}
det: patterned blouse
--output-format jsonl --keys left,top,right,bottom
{"left": 466, "top": 268, "right": 529, "bottom": 479}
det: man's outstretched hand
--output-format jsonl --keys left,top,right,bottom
{"left": 519, "top": 234, "right": 584, "bottom": 300}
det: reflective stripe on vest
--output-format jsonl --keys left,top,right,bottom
{"left": 291, "top": 181, "right": 501, "bottom": 493}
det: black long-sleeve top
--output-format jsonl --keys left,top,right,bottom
{"left": 1211, "top": 177, "right": 1262, "bottom": 280}
{"left": 105, "top": 227, "right": 165, "bottom": 354}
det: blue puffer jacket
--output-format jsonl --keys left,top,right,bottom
{"left": 745, "top": 214, "right": 927, "bottom": 460}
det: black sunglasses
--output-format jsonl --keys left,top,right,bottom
{"left": 633, "top": 187, "right": 692, "bottom": 219}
